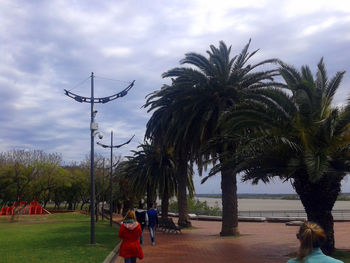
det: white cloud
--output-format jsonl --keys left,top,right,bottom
{"left": 282, "top": 0, "right": 350, "bottom": 18}
{"left": 300, "top": 17, "right": 350, "bottom": 37}
{"left": 101, "top": 47, "right": 132, "bottom": 58}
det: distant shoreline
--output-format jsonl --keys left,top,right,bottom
{"left": 195, "top": 193, "right": 350, "bottom": 201}
{"left": 194, "top": 197, "right": 350, "bottom": 211}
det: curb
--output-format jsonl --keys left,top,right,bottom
{"left": 103, "top": 241, "right": 121, "bottom": 263}
{"left": 103, "top": 217, "right": 122, "bottom": 263}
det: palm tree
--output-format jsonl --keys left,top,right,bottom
{"left": 217, "top": 58, "right": 349, "bottom": 254}
{"left": 124, "top": 149, "right": 158, "bottom": 209}
{"left": 114, "top": 161, "right": 138, "bottom": 216}
{"left": 125, "top": 143, "right": 193, "bottom": 218}
{"left": 145, "top": 40, "right": 279, "bottom": 233}
{"left": 144, "top": 88, "right": 196, "bottom": 227}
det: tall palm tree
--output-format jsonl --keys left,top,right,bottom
{"left": 114, "top": 161, "right": 139, "bottom": 216}
{"left": 144, "top": 87, "right": 196, "bottom": 227}
{"left": 125, "top": 143, "right": 193, "bottom": 218}
{"left": 217, "top": 58, "right": 349, "bottom": 254}
{"left": 145, "top": 40, "right": 279, "bottom": 233}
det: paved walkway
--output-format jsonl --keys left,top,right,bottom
{"left": 114, "top": 219, "right": 350, "bottom": 263}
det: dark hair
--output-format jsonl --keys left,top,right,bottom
{"left": 296, "top": 222, "right": 326, "bottom": 262}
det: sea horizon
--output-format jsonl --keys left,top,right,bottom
{"left": 195, "top": 192, "right": 350, "bottom": 196}
{"left": 193, "top": 196, "right": 350, "bottom": 211}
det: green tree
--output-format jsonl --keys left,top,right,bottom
{"left": 112, "top": 159, "right": 139, "bottom": 217}
{"left": 32, "top": 153, "right": 63, "bottom": 208}
{"left": 144, "top": 95, "right": 195, "bottom": 226}
{"left": 0, "top": 150, "right": 59, "bottom": 204}
{"left": 126, "top": 143, "right": 193, "bottom": 218}
{"left": 145, "top": 40, "right": 278, "bottom": 233}
{"left": 219, "top": 59, "right": 349, "bottom": 254}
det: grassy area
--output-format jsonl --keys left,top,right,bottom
{"left": 0, "top": 213, "right": 120, "bottom": 263}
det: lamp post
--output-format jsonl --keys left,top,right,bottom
{"left": 97, "top": 131, "right": 134, "bottom": 226}
{"left": 64, "top": 73, "right": 134, "bottom": 244}
{"left": 101, "top": 158, "right": 105, "bottom": 221}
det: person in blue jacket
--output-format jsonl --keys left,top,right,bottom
{"left": 147, "top": 202, "right": 158, "bottom": 246}
{"left": 287, "top": 221, "right": 343, "bottom": 263}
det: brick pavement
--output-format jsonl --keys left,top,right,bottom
{"left": 114, "top": 219, "right": 350, "bottom": 263}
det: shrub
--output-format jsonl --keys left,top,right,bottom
{"left": 169, "top": 198, "right": 221, "bottom": 216}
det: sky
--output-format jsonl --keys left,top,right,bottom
{"left": 1, "top": 0, "right": 350, "bottom": 194}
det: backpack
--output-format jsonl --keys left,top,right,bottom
{"left": 135, "top": 210, "right": 146, "bottom": 225}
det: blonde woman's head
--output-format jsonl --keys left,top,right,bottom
{"left": 296, "top": 221, "right": 326, "bottom": 261}
{"left": 124, "top": 209, "right": 136, "bottom": 222}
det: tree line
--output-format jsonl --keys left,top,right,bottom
{"left": 0, "top": 149, "right": 125, "bottom": 217}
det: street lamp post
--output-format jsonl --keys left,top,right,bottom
{"left": 97, "top": 131, "right": 134, "bottom": 227}
{"left": 90, "top": 73, "right": 96, "bottom": 244}
{"left": 64, "top": 73, "right": 134, "bottom": 244}
{"left": 102, "top": 158, "right": 105, "bottom": 221}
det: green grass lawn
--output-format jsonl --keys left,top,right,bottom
{"left": 0, "top": 213, "right": 120, "bottom": 263}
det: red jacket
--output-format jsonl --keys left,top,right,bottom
{"left": 118, "top": 221, "right": 144, "bottom": 259}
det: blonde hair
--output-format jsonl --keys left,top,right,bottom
{"left": 124, "top": 209, "right": 136, "bottom": 221}
{"left": 296, "top": 221, "right": 326, "bottom": 262}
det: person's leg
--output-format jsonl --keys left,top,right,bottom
{"left": 130, "top": 257, "right": 137, "bottom": 263}
{"left": 124, "top": 258, "right": 131, "bottom": 263}
{"left": 140, "top": 227, "right": 144, "bottom": 245}
{"left": 152, "top": 226, "right": 156, "bottom": 245}
{"left": 153, "top": 226, "right": 156, "bottom": 239}
{"left": 152, "top": 226, "right": 156, "bottom": 246}
{"left": 148, "top": 225, "right": 154, "bottom": 244}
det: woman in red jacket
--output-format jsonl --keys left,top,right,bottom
{"left": 118, "top": 210, "right": 144, "bottom": 263}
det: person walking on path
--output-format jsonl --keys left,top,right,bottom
{"left": 287, "top": 221, "right": 343, "bottom": 263}
{"left": 118, "top": 210, "right": 144, "bottom": 263}
{"left": 135, "top": 203, "right": 148, "bottom": 245}
{"left": 147, "top": 203, "right": 158, "bottom": 246}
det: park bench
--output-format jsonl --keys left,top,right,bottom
{"left": 158, "top": 217, "right": 170, "bottom": 232}
{"left": 158, "top": 217, "right": 182, "bottom": 234}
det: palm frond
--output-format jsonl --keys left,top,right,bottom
{"left": 179, "top": 52, "right": 215, "bottom": 77}
{"left": 325, "top": 71, "right": 345, "bottom": 102}
{"left": 316, "top": 57, "right": 328, "bottom": 92}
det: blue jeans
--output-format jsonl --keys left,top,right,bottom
{"left": 148, "top": 225, "right": 156, "bottom": 242}
{"left": 124, "top": 257, "right": 136, "bottom": 263}
{"left": 139, "top": 226, "right": 145, "bottom": 245}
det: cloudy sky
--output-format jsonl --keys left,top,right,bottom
{"left": 1, "top": 0, "right": 350, "bottom": 194}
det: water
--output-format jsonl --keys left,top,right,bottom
{"left": 196, "top": 197, "right": 350, "bottom": 211}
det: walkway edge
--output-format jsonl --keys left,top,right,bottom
{"left": 103, "top": 216, "right": 122, "bottom": 263}
{"left": 103, "top": 241, "right": 121, "bottom": 263}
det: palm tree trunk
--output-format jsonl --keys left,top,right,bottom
{"left": 220, "top": 167, "right": 239, "bottom": 236}
{"left": 161, "top": 189, "right": 169, "bottom": 219}
{"left": 146, "top": 183, "right": 153, "bottom": 209}
{"left": 161, "top": 176, "right": 170, "bottom": 219}
{"left": 116, "top": 201, "right": 122, "bottom": 214}
{"left": 293, "top": 174, "right": 342, "bottom": 255}
{"left": 177, "top": 158, "right": 191, "bottom": 227}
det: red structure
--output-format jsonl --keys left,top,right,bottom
{"left": 0, "top": 200, "right": 49, "bottom": 216}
